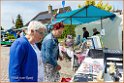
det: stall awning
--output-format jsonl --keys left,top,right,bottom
{"left": 51, "top": 5, "right": 116, "bottom": 25}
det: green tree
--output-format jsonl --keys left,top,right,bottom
{"left": 15, "top": 14, "right": 23, "bottom": 29}
{"left": 78, "top": 4, "right": 82, "bottom": 8}
{"left": 85, "top": 0, "right": 95, "bottom": 6}
{"left": 1, "top": 26, "right": 4, "bottom": 30}
{"left": 95, "top": 1, "right": 112, "bottom": 11}
{"left": 78, "top": 0, "right": 112, "bottom": 12}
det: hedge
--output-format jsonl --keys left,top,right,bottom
{"left": 59, "top": 24, "right": 76, "bottom": 39}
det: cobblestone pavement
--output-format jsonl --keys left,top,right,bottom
{"left": 1, "top": 45, "right": 10, "bottom": 82}
{"left": 0, "top": 45, "right": 75, "bottom": 82}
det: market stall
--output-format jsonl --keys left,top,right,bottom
{"left": 51, "top": 5, "right": 123, "bottom": 82}
{"left": 59, "top": 35, "right": 123, "bottom": 82}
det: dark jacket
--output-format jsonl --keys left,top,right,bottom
{"left": 83, "top": 31, "right": 89, "bottom": 39}
{"left": 93, "top": 31, "right": 100, "bottom": 35}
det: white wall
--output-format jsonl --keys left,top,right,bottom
{"left": 75, "top": 15, "right": 122, "bottom": 50}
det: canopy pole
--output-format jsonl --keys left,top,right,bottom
{"left": 70, "top": 17, "right": 72, "bottom": 25}
{"left": 86, "top": 6, "right": 88, "bottom": 17}
{"left": 101, "top": 17, "right": 103, "bottom": 29}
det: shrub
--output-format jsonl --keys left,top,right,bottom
{"left": 59, "top": 24, "right": 76, "bottom": 39}
{"left": 7, "top": 35, "right": 15, "bottom": 39}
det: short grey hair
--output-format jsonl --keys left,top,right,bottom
{"left": 27, "top": 21, "right": 46, "bottom": 33}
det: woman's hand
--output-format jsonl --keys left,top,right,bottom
{"left": 55, "top": 65, "right": 61, "bottom": 71}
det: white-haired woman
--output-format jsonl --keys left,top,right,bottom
{"left": 9, "top": 21, "right": 46, "bottom": 82}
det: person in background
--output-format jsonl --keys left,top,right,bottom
{"left": 82, "top": 27, "right": 89, "bottom": 39}
{"left": 41, "top": 22, "right": 64, "bottom": 82}
{"left": 20, "top": 29, "right": 26, "bottom": 37}
{"left": 93, "top": 28, "right": 100, "bottom": 35}
{"left": 16, "top": 31, "right": 21, "bottom": 38}
{"left": 9, "top": 21, "right": 46, "bottom": 82}
{"left": 75, "top": 35, "right": 81, "bottom": 45}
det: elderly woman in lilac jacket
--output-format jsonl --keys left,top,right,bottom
{"left": 41, "top": 22, "right": 64, "bottom": 82}
{"left": 9, "top": 21, "right": 46, "bottom": 82}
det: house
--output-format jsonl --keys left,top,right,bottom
{"left": 25, "top": 4, "right": 71, "bottom": 26}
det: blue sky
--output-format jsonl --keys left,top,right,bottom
{"left": 1, "top": 0, "right": 123, "bottom": 30}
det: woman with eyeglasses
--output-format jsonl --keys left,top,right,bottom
{"left": 9, "top": 21, "right": 46, "bottom": 82}
{"left": 41, "top": 22, "right": 64, "bottom": 82}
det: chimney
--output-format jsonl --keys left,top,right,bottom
{"left": 48, "top": 4, "right": 52, "bottom": 14}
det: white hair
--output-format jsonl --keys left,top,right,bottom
{"left": 27, "top": 21, "right": 46, "bottom": 33}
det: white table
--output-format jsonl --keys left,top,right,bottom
{"left": 70, "top": 57, "right": 104, "bottom": 82}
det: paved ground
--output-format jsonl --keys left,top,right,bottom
{"left": 0, "top": 45, "right": 75, "bottom": 82}
{"left": 1, "top": 45, "right": 10, "bottom": 82}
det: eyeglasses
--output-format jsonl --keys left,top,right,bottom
{"left": 35, "top": 30, "right": 47, "bottom": 36}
